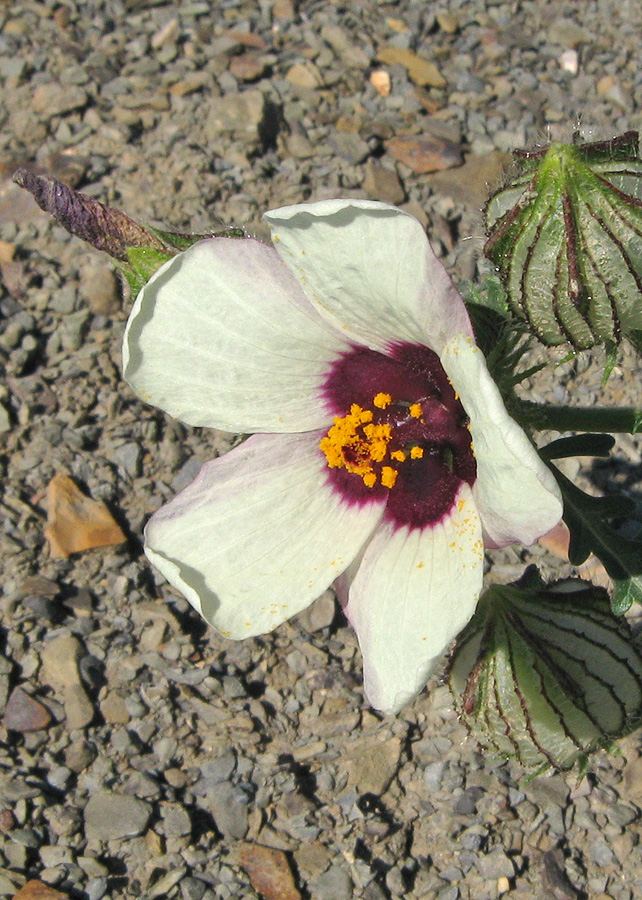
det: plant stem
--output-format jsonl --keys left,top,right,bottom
{"left": 512, "top": 399, "right": 642, "bottom": 434}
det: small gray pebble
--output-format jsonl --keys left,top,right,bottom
{"left": 590, "top": 838, "right": 615, "bottom": 867}
{"left": 437, "top": 886, "right": 459, "bottom": 900}
{"left": 86, "top": 877, "right": 108, "bottom": 900}
{"left": 423, "top": 760, "right": 446, "bottom": 792}
{"left": 84, "top": 791, "right": 151, "bottom": 841}
{"left": 180, "top": 877, "right": 207, "bottom": 900}
{"left": 312, "top": 864, "right": 353, "bottom": 900}
{"left": 207, "top": 781, "right": 249, "bottom": 840}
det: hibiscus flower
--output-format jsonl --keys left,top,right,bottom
{"left": 122, "top": 199, "right": 562, "bottom": 714}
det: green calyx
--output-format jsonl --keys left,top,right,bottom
{"left": 114, "top": 226, "right": 247, "bottom": 298}
{"left": 448, "top": 571, "right": 642, "bottom": 772}
{"left": 485, "top": 131, "right": 642, "bottom": 350}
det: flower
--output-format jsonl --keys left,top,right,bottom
{"left": 123, "top": 199, "right": 562, "bottom": 714}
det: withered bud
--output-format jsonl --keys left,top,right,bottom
{"left": 13, "top": 168, "right": 167, "bottom": 261}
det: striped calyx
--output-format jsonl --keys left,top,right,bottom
{"left": 484, "top": 131, "right": 642, "bottom": 349}
{"left": 448, "top": 574, "right": 642, "bottom": 771}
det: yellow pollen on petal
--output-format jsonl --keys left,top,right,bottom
{"left": 381, "top": 466, "right": 398, "bottom": 488}
{"left": 409, "top": 403, "right": 423, "bottom": 418}
{"left": 363, "top": 471, "right": 377, "bottom": 488}
{"left": 410, "top": 446, "right": 424, "bottom": 459}
{"left": 390, "top": 449, "right": 406, "bottom": 462}
{"left": 373, "top": 392, "right": 392, "bottom": 409}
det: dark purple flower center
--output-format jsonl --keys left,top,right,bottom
{"left": 320, "top": 343, "right": 476, "bottom": 529}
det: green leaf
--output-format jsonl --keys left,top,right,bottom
{"left": 602, "top": 341, "right": 619, "bottom": 386}
{"left": 539, "top": 433, "right": 615, "bottom": 461}
{"left": 613, "top": 576, "right": 642, "bottom": 616}
{"left": 629, "top": 329, "right": 642, "bottom": 355}
{"left": 549, "top": 465, "right": 642, "bottom": 612}
{"left": 461, "top": 273, "right": 511, "bottom": 317}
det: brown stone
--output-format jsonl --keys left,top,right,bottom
{"left": 238, "top": 843, "right": 301, "bottom": 900}
{"left": 436, "top": 11, "right": 459, "bottom": 33}
{"left": 385, "top": 134, "right": 463, "bottom": 175}
{"left": 168, "top": 72, "right": 212, "bottom": 96}
{"left": 376, "top": 47, "right": 446, "bottom": 88}
{"left": 285, "top": 63, "right": 323, "bottom": 89}
{"left": 343, "top": 734, "right": 402, "bottom": 795}
{"left": 80, "top": 263, "right": 121, "bottom": 315}
{"left": 40, "top": 633, "right": 95, "bottom": 730}
{"left": 99, "top": 691, "right": 131, "bottom": 725}
{"left": 0, "top": 808, "right": 16, "bottom": 832}
{"left": 32, "top": 84, "right": 88, "bottom": 117}
{"left": 428, "top": 150, "right": 512, "bottom": 209}
{"left": 363, "top": 158, "right": 405, "bottom": 205}
{"left": 229, "top": 53, "right": 267, "bottom": 82}
{"left": 271, "top": 0, "right": 295, "bottom": 18}
{"left": 4, "top": 687, "right": 52, "bottom": 733}
{"left": 226, "top": 30, "right": 267, "bottom": 50}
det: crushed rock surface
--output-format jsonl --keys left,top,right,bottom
{"left": 1, "top": 1, "right": 642, "bottom": 898}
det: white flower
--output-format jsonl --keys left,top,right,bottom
{"left": 123, "top": 199, "right": 562, "bottom": 714}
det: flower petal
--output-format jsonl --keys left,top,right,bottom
{"left": 144, "top": 433, "right": 384, "bottom": 638}
{"left": 264, "top": 200, "right": 473, "bottom": 355}
{"left": 343, "top": 483, "right": 484, "bottom": 714}
{"left": 440, "top": 334, "right": 563, "bottom": 547}
{"left": 123, "top": 238, "right": 350, "bottom": 432}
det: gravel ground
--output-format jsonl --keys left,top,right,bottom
{"left": 1, "top": 1, "right": 642, "bottom": 898}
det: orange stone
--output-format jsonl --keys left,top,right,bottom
{"left": 44, "top": 474, "right": 126, "bottom": 559}
{"left": 12, "top": 881, "right": 67, "bottom": 900}
{"left": 238, "top": 843, "right": 301, "bottom": 900}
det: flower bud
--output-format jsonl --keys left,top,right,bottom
{"left": 484, "top": 131, "right": 642, "bottom": 349}
{"left": 448, "top": 571, "right": 642, "bottom": 771}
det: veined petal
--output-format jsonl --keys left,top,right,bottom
{"left": 343, "top": 483, "right": 484, "bottom": 714}
{"left": 440, "top": 334, "right": 563, "bottom": 547}
{"left": 264, "top": 200, "right": 473, "bottom": 356}
{"left": 144, "top": 432, "right": 384, "bottom": 638}
{"left": 123, "top": 238, "right": 350, "bottom": 432}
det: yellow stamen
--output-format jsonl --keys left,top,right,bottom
{"left": 381, "top": 466, "right": 398, "bottom": 489}
{"left": 320, "top": 403, "right": 394, "bottom": 487}
{"left": 409, "top": 402, "right": 423, "bottom": 419}
{"left": 351, "top": 403, "right": 372, "bottom": 423}
{"left": 373, "top": 392, "right": 392, "bottom": 409}
{"left": 410, "top": 446, "right": 424, "bottom": 459}
{"left": 390, "top": 449, "right": 406, "bottom": 462}
{"left": 363, "top": 422, "right": 392, "bottom": 461}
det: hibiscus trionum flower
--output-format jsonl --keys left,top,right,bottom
{"left": 123, "top": 199, "right": 562, "bottom": 714}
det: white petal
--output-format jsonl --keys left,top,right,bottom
{"left": 264, "top": 200, "right": 473, "bottom": 355}
{"left": 145, "top": 432, "right": 384, "bottom": 638}
{"left": 344, "top": 484, "right": 483, "bottom": 714}
{"left": 123, "top": 238, "right": 349, "bottom": 432}
{"left": 440, "top": 333, "right": 563, "bottom": 547}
